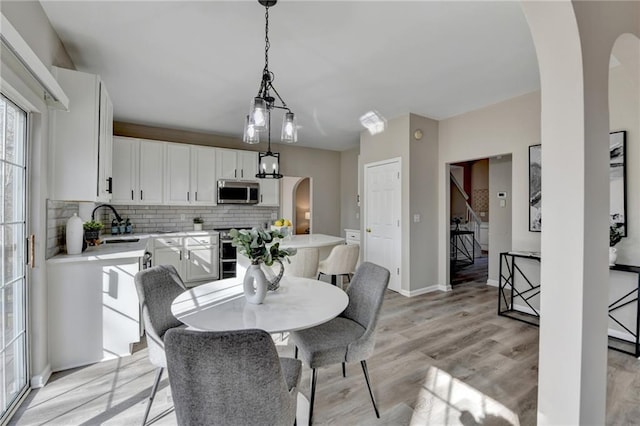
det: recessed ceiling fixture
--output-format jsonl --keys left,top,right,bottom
{"left": 244, "top": 0, "right": 297, "bottom": 179}
{"left": 359, "top": 110, "right": 387, "bottom": 135}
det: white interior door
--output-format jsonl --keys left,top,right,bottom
{"left": 0, "top": 94, "right": 29, "bottom": 422}
{"left": 364, "top": 158, "right": 401, "bottom": 292}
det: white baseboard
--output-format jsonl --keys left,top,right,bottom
{"left": 486, "top": 279, "right": 499, "bottom": 287}
{"left": 31, "top": 364, "right": 51, "bottom": 388}
{"left": 608, "top": 328, "right": 635, "bottom": 343}
{"left": 513, "top": 303, "right": 539, "bottom": 316}
{"left": 508, "top": 305, "right": 636, "bottom": 344}
{"left": 399, "top": 285, "right": 442, "bottom": 297}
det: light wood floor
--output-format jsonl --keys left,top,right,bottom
{"left": 9, "top": 283, "right": 640, "bottom": 425}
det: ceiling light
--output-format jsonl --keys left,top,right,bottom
{"left": 360, "top": 110, "right": 387, "bottom": 135}
{"left": 245, "top": 0, "right": 297, "bottom": 179}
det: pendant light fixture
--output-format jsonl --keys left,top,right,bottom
{"left": 244, "top": 0, "right": 297, "bottom": 179}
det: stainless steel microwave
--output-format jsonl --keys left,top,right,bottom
{"left": 217, "top": 180, "right": 260, "bottom": 204}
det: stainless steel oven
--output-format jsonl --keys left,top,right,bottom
{"left": 216, "top": 228, "right": 247, "bottom": 279}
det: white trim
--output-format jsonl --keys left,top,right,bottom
{"left": 30, "top": 364, "right": 51, "bottom": 388}
{"left": 513, "top": 303, "right": 539, "bottom": 316}
{"left": 399, "top": 285, "right": 441, "bottom": 297}
{"left": 487, "top": 279, "right": 499, "bottom": 287}
{"left": 607, "top": 328, "right": 635, "bottom": 344}
{"left": 0, "top": 13, "right": 68, "bottom": 109}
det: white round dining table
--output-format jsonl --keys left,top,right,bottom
{"left": 171, "top": 275, "right": 349, "bottom": 333}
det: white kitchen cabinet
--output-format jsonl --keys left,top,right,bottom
{"left": 259, "top": 179, "right": 280, "bottom": 206}
{"left": 185, "top": 235, "right": 219, "bottom": 282}
{"left": 152, "top": 233, "right": 219, "bottom": 283}
{"left": 190, "top": 146, "right": 217, "bottom": 204}
{"left": 47, "top": 256, "right": 140, "bottom": 371}
{"left": 238, "top": 150, "right": 258, "bottom": 180}
{"left": 165, "top": 143, "right": 191, "bottom": 204}
{"left": 345, "top": 229, "right": 361, "bottom": 245}
{"left": 216, "top": 148, "right": 258, "bottom": 181}
{"left": 165, "top": 143, "right": 217, "bottom": 205}
{"left": 154, "top": 246, "right": 185, "bottom": 277}
{"left": 216, "top": 148, "right": 238, "bottom": 179}
{"left": 112, "top": 137, "right": 164, "bottom": 204}
{"left": 50, "top": 66, "right": 113, "bottom": 202}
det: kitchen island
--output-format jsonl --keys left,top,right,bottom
{"left": 236, "top": 233, "right": 345, "bottom": 277}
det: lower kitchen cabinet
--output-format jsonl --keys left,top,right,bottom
{"left": 151, "top": 233, "right": 219, "bottom": 284}
{"left": 47, "top": 256, "right": 141, "bottom": 372}
{"left": 153, "top": 246, "right": 185, "bottom": 277}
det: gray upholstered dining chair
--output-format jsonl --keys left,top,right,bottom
{"left": 134, "top": 264, "right": 187, "bottom": 426}
{"left": 316, "top": 244, "right": 360, "bottom": 286}
{"left": 164, "top": 328, "right": 302, "bottom": 426}
{"left": 290, "top": 262, "right": 390, "bottom": 425}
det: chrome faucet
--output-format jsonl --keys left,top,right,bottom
{"left": 91, "top": 204, "right": 123, "bottom": 222}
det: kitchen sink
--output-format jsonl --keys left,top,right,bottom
{"left": 103, "top": 238, "right": 140, "bottom": 244}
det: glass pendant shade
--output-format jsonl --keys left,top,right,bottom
{"left": 250, "top": 97, "right": 268, "bottom": 130}
{"left": 257, "top": 151, "right": 282, "bottom": 178}
{"left": 281, "top": 111, "right": 297, "bottom": 143}
{"left": 243, "top": 115, "right": 260, "bottom": 144}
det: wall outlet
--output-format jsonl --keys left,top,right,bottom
{"left": 271, "top": 212, "right": 277, "bottom": 220}
{"left": 413, "top": 214, "right": 420, "bottom": 223}
{"left": 180, "top": 214, "right": 185, "bottom": 221}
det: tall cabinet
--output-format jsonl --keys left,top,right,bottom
{"left": 50, "top": 67, "right": 113, "bottom": 202}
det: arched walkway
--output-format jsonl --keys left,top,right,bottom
{"left": 522, "top": 2, "right": 640, "bottom": 424}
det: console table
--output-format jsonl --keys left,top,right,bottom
{"left": 498, "top": 251, "right": 640, "bottom": 357}
{"left": 450, "top": 229, "right": 475, "bottom": 271}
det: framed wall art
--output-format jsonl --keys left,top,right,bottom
{"left": 529, "top": 144, "right": 542, "bottom": 232}
{"left": 610, "top": 130, "right": 627, "bottom": 236}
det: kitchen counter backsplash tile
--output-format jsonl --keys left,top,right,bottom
{"left": 47, "top": 199, "right": 79, "bottom": 258}
{"left": 96, "top": 205, "right": 278, "bottom": 234}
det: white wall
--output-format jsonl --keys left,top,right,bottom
{"left": 488, "top": 156, "right": 512, "bottom": 283}
{"left": 1, "top": 0, "right": 75, "bottom": 387}
{"left": 438, "top": 91, "right": 541, "bottom": 286}
{"left": 340, "top": 148, "right": 360, "bottom": 234}
{"left": 409, "top": 114, "right": 440, "bottom": 291}
{"left": 609, "top": 37, "right": 640, "bottom": 266}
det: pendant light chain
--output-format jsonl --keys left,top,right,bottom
{"left": 264, "top": 6, "right": 270, "bottom": 76}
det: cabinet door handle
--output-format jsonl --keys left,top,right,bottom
{"left": 241, "top": 169, "right": 244, "bottom": 178}
{"left": 195, "top": 191, "right": 198, "bottom": 201}
{"left": 187, "top": 250, "right": 191, "bottom": 260}
{"left": 140, "top": 190, "right": 143, "bottom": 200}
{"left": 234, "top": 169, "right": 237, "bottom": 178}
{"left": 187, "top": 192, "right": 190, "bottom": 201}
{"left": 107, "top": 177, "right": 113, "bottom": 194}
{"left": 131, "top": 190, "right": 134, "bottom": 201}
{"left": 260, "top": 194, "right": 263, "bottom": 203}
{"left": 179, "top": 250, "right": 182, "bottom": 261}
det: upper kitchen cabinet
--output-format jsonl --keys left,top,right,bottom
{"left": 112, "top": 137, "right": 164, "bottom": 204}
{"left": 216, "top": 149, "right": 258, "bottom": 181}
{"left": 259, "top": 179, "right": 280, "bottom": 206}
{"left": 165, "top": 143, "right": 217, "bottom": 205}
{"left": 50, "top": 67, "right": 113, "bottom": 202}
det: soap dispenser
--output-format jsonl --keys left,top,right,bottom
{"left": 111, "top": 218, "right": 119, "bottom": 235}
{"left": 125, "top": 218, "right": 132, "bottom": 234}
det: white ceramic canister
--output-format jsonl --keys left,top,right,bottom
{"left": 66, "top": 213, "right": 84, "bottom": 254}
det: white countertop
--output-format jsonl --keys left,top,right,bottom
{"left": 47, "top": 230, "right": 219, "bottom": 264}
{"left": 171, "top": 276, "right": 349, "bottom": 333}
{"left": 278, "top": 234, "right": 345, "bottom": 249}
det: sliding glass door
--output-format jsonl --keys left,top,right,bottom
{"left": 0, "top": 93, "right": 29, "bottom": 422}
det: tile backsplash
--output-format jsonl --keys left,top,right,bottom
{"left": 47, "top": 200, "right": 79, "bottom": 258}
{"left": 95, "top": 204, "right": 278, "bottom": 235}
{"left": 47, "top": 201, "right": 279, "bottom": 257}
